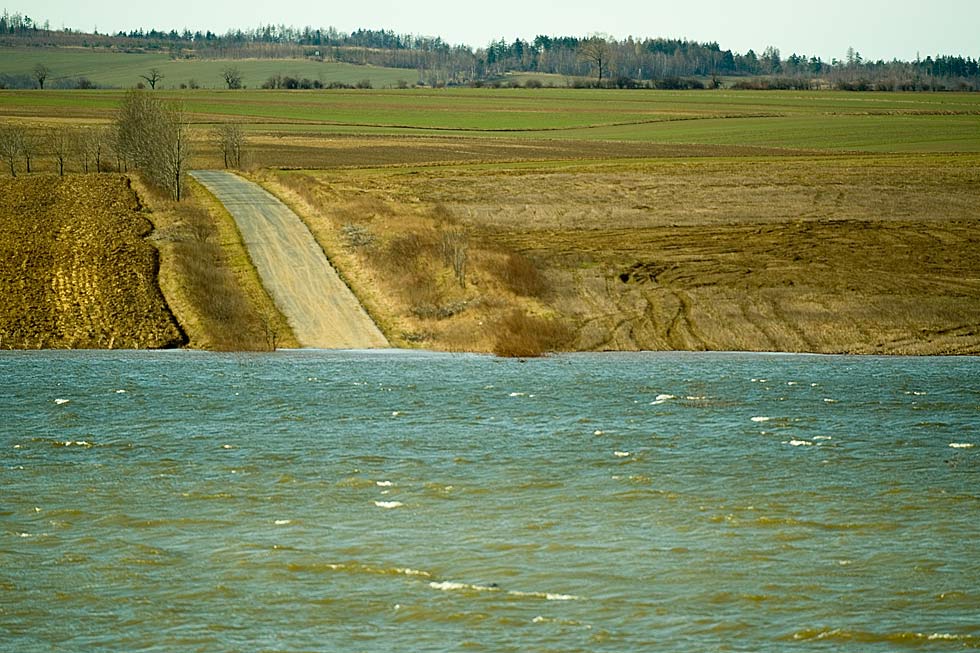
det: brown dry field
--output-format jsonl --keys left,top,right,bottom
{"left": 0, "top": 175, "right": 185, "bottom": 349}
{"left": 266, "top": 150, "right": 980, "bottom": 355}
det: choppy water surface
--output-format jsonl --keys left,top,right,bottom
{"left": 1, "top": 350, "right": 978, "bottom": 652}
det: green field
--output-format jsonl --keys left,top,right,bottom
{"left": 1, "top": 87, "right": 979, "bottom": 152}
{"left": 0, "top": 46, "right": 415, "bottom": 89}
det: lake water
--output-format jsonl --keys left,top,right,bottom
{"left": 1, "top": 350, "right": 978, "bottom": 652}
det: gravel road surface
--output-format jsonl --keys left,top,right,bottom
{"left": 191, "top": 170, "right": 388, "bottom": 349}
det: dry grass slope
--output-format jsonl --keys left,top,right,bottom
{"left": 261, "top": 154, "right": 980, "bottom": 356}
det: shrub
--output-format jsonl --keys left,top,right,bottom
{"left": 499, "top": 252, "right": 548, "bottom": 297}
{"left": 492, "top": 309, "right": 571, "bottom": 358}
{"left": 341, "top": 223, "right": 374, "bottom": 248}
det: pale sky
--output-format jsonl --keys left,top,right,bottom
{"left": 21, "top": 0, "right": 980, "bottom": 62}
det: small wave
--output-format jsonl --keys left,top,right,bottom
{"left": 613, "top": 451, "right": 631, "bottom": 458}
{"left": 289, "top": 561, "right": 432, "bottom": 578}
{"left": 54, "top": 440, "right": 94, "bottom": 448}
{"left": 374, "top": 501, "right": 403, "bottom": 509}
{"left": 430, "top": 581, "right": 499, "bottom": 593}
{"left": 376, "top": 480, "right": 394, "bottom": 487}
{"left": 786, "top": 440, "right": 813, "bottom": 447}
{"left": 115, "top": 389, "right": 127, "bottom": 394}
{"left": 532, "top": 615, "right": 588, "bottom": 626}
{"left": 751, "top": 416, "right": 771, "bottom": 423}
{"left": 429, "top": 581, "right": 580, "bottom": 601}
{"left": 511, "top": 590, "right": 581, "bottom": 601}
{"left": 650, "top": 394, "right": 675, "bottom": 405}
{"left": 274, "top": 519, "right": 291, "bottom": 525}
{"left": 823, "top": 398, "right": 838, "bottom": 403}
{"left": 54, "top": 398, "right": 70, "bottom": 405}
{"left": 949, "top": 443, "right": 975, "bottom": 449}
{"left": 396, "top": 568, "right": 430, "bottom": 577}
{"left": 789, "top": 628, "right": 980, "bottom": 646}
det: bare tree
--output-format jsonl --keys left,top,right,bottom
{"left": 213, "top": 122, "right": 245, "bottom": 168}
{"left": 20, "top": 128, "right": 41, "bottom": 173}
{"left": 441, "top": 226, "right": 468, "bottom": 287}
{"left": 85, "top": 126, "right": 109, "bottom": 173}
{"left": 115, "top": 90, "right": 189, "bottom": 200}
{"left": 140, "top": 68, "right": 164, "bottom": 90}
{"left": 579, "top": 36, "right": 611, "bottom": 82}
{"left": 0, "top": 124, "right": 24, "bottom": 176}
{"left": 33, "top": 63, "right": 50, "bottom": 89}
{"left": 159, "top": 102, "right": 190, "bottom": 200}
{"left": 221, "top": 66, "right": 243, "bottom": 89}
{"left": 47, "top": 126, "right": 74, "bottom": 176}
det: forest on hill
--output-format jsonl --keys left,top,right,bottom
{"left": 1, "top": 9, "right": 978, "bottom": 91}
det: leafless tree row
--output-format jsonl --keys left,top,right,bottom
{"left": 212, "top": 123, "right": 245, "bottom": 169}
{"left": 0, "top": 123, "right": 113, "bottom": 177}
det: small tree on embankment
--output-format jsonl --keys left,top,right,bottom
{"left": 115, "top": 90, "right": 189, "bottom": 201}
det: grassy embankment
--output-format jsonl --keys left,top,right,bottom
{"left": 0, "top": 87, "right": 977, "bottom": 353}
{"left": 135, "top": 176, "right": 297, "bottom": 350}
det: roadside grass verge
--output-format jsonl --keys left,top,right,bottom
{"left": 137, "top": 175, "right": 297, "bottom": 350}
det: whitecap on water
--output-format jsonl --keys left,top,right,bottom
{"left": 650, "top": 394, "right": 675, "bottom": 405}
{"left": 376, "top": 480, "right": 393, "bottom": 487}
{"left": 613, "top": 451, "right": 631, "bottom": 458}
{"left": 949, "top": 443, "right": 974, "bottom": 449}
{"left": 374, "top": 501, "right": 403, "bottom": 509}
{"left": 54, "top": 398, "right": 70, "bottom": 405}
{"left": 429, "top": 581, "right": 579, "bottom": 601}
{"left": 786, "top": 440, "right": 813, "bottom": 447}
{"left": 511, "top": 591, "right": 580, "bottom": 601}
{"left": 751, "top": 416, "right": 771, "bottom": 423}
{"left": 274, "top": 519, "right": 291, "bottom": 525}
{"left": 429, "top": 580, "right": 498, "bottom": 592}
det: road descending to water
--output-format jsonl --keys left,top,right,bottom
{"left": 190, "top": 170, "right": 388, "bottom": 349}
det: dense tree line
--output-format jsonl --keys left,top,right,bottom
{"left": 2, "top": 10, "right": 978, "bottom": 90}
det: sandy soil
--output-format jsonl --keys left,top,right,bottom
{"left": 190, "top": 170, "right": 388, "bottom": 349}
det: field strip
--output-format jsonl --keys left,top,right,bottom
{"left": 190, "top": 170, "right": 389, "bottom": 349}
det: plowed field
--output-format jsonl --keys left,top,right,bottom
{"left": 0, "top": 175, "right": 185, "bottom": 349}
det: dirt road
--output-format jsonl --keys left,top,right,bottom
{"left": 190, "top": 170, "right": 388, "bottom": 349}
